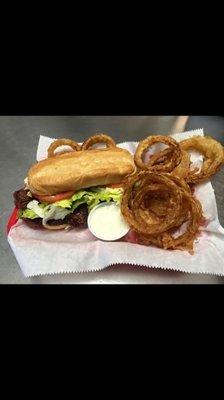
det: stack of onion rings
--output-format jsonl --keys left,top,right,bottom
{"left": 121, "top": 171, "right": 203, "bottom": 253}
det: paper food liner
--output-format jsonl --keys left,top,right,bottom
{"left": 8, "top": 129, "right": 224, "bottom": 277}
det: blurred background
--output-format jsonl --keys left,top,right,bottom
{"left": 0, "top": 115, "right": 224, "bottom": 283}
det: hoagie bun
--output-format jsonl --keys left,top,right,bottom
{"left": 28, "top": 147, "right": 135, "bottom": 195}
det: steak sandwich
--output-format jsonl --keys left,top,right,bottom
{"left": 13, "top": 135, "right": 135, "bottom": 230}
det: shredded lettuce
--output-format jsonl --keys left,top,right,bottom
{"left": 19, "top": 187, "right": 124, "bottom": 221}
{"left": 70, "top": 187, "right": 123, "bottom": 212}
{"left": 25, "top": 200, "right": 71, "bottom": 222}
{"left": 19, "top": 209, "right": 39, "bottom": 219}
{"left": 42, "top": 205, "right": 72, "bottom": 223}
{"left": 27, "top": 200, "right": 45, "bottom": 218}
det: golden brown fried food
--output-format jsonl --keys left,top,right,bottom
{"left": 165, "top": 173, "right": 191, "bottom": 194}
{"left": 147, "top": 148, "right": 190, "bottom": 179}
{"left": 81, "top": 133, "right": 116, "bottom": 151}
{"left": 160, "top": 191, "right": 203, "bottom": 253}
{"left": 121, "top": 171, "right": 203, "bottom": 253}
{"left": 147, "top": 147, "right": 172, "bottom": 166}
{"left": 48, "top": 138, "right": 81, "bottom": 158}
{"left": 171, "top": 150, "right": 191, "bottom": 179}
{"left": 180, "top": 136, "right": 224, "bottom": 184}
{"left": 122, "top": 173, "right": 182, "bottom": 235}
{"left": 134, "top": 135, "right": 182, "bottom": 173}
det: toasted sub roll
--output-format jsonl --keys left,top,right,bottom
{"left": 28, "top": 147, "right": 135, "bottom": 195}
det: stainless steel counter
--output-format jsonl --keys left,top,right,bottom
{"left": 1, "top": 116, "right": 223, "bottom": 284}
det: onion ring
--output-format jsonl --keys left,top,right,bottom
{"left": 171, "top": 150, "right": 191, "bottom": 179}
{"left": 149, "top": 149, "right": 191, "bottom": 179}
{"left": 164, "top": 173, "right": 191, "bottom": 194}
{"left": 147, "top": 147, "right": 173, "bottom": 166}
{"left": 159, "top": 192, "right": 203, "bottom": 253}
{"left": 121, "top": 171, "right": 203, "bottom": 253}
{"left": 180, "top": 136, "right": 224, "bottom": 184}
{"left": 42, "top": 221, "right": 70, "bottom": 230}
{"left": 81, "top": 134, "right": 116, "bottom": 151}
{"left": 134, "top": 135, "right": 182, "bottom": 173}
{"left": 121, "top": 172, "right": 183, "bottom": 236}
{"left": 48, "top": 138, "right": 81, "bottom": 158}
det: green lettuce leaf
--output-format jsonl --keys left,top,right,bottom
{"left": 71, "top": 198, "right": 89, "bottom": 212}
{"left": 19, "top": 187, "right": 124, "bottom": 220}
{"left": 26, "top": 200, "right": 45, "bottom": 218}
{"left": 71, "top": 190, "right": 93, "bottom": 202}
{"left": 54, "top": 199, "right": 73, "bottom": 208}
{"left": 19, "top": 209, "right": 39, "bottom": 219}
{"left": 42, "top": 205, "right": 72, "bottom": 222}
{"left": 70, "top": 187, "right": 123, "bottom": 212}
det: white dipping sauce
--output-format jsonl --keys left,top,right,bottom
{"left": 88, "top": 203, "right": 130, "bottom": 241}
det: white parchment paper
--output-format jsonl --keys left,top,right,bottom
{"left": 8, "top": 129, "right": 224, "bottom": 277}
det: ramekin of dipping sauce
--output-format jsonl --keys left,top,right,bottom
{"left": 87, "top": 202, "right": 130, "bottom": 241}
